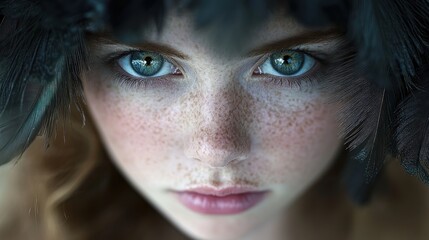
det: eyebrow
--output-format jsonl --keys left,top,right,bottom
{"left": 247, "top": 28, "right": 343, "bottom": 56}
{"left": 90, "top": 28, "right": 342, "bottom": 59}
{"left": 90, "top": 32, "right": 190, "bottom": 60}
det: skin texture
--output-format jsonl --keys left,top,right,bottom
{"left": 81, "top": 11, "right": 344, "bottom": 240}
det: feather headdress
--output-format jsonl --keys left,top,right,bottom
{"left": 289, "top": 0, "right": 429, "bottom": 204}
{"left": 1, "top": 0, "right": 429, "bottom": 205}
{"left": 0, "top": 0, "right": 100, "bottom": 164}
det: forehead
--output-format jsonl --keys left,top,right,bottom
{"left": 143, "top": 10, "right": 320, "bottom": 55}
{"left": 90, "top": 9, "right": 342, "bottom": 62}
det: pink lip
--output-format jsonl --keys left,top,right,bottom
{"left": 173, "top": 187, "right": 269, "bottom": 215}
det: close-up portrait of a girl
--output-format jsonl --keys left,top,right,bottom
{"left": 1, "top": 0, "right": 429, "bottom": 239}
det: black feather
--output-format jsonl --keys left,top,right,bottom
{"left": 348, "top": 0, "right": 429, "bottom": 89}
{"left": 341, "top": 150, "right": 383, "bottom": 204}
{"left": 0, "top": 1, "right": 89, "bottom": 164}
{"left": 319, "top": 43, "right": 396, "bottom": 204}
{"left": 342, "top": 87, "right": 394, "bottom": 204}
{"left": 394, "top": 69, "right": 429, "bottom": 184}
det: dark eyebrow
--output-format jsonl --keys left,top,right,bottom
{"left": 247, "top": 28, "right": 343, "bottom": 56}
{"left": 89, "top": 28, "right": 341, "bottom": 59}
{"left": 89, "top": 32, "right": 190, "bottom": 60}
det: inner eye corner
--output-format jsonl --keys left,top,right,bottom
{"left": 172, "top": 67, "right": 183, "bottom": 76}
{"left": 252, "top": 66, "right": 263, "bottom": 75}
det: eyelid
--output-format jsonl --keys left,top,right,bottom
{"left": 279, "top": 47, "right": 326, "bottom": 63}
{"left": 104, "top": 49, "right": 184, "bottom": 79}
{"left": 103, "top": 49, "right": 135, "bottom": 65}
{"left": 248, "top": 47, "right": 325, "bottom": 90}
{"left": 246, "top": 29, "right": 343, "bottom": 58}
{"left": 251, "top": 47, "right": 322, "bottom": 75}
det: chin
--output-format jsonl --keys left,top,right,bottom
{"left": 166, "top": 212, "right": 262, "bottom": 240}
{"left": 180, "top": 225, "right": 250, "bottom": 240}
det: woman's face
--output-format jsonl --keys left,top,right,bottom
{"left": 82, "top": 11, "right": 343, "bottom": 240}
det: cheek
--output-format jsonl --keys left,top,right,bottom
{"left": 253, "top": 101, "right": 341, "bottom": 187}
{"left": 82, "top": 76, "right": 182, "bottom": 184}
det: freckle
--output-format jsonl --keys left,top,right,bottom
{"left": 185, "top": 172, "right": 192, "bottom": 180}
{"left": 177, "top": 163, "right": 183, "bottom": 172}
{"left": 210, "top": 180, "right": 222, "bottom": 187}
{"left": 297, "top": 126, "right": 304, "bottom": 134}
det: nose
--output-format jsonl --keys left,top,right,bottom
{"left": 184, "top": 86, "right": 250, "bottom": 168}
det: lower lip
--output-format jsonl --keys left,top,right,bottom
{"left": 175, "top": 191, "right": 268, "bottom": 215}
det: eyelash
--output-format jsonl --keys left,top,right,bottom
{"left": 253, "top": 48, "right": 324, "bottom": 89}
{"left": 105, "top": 48, "right": 325, "bottom": 90}
{"left": 105, "top": 50, "right": 183, "bottom": 89}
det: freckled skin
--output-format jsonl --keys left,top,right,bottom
{"left": 82, "top": 12, "right": 343, "bottom": 240}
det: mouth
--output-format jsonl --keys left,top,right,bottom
{"left": 171, "top": 186, "right": 270, "bottom": 215}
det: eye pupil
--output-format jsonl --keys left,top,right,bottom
{"left": 144, "top": 56, "right": 153, "bottom": 65}
{"left": 283, "top": 55, "right": 292, "bottom": 64}
{"left": 130, "top": 52, "right": 164, "bottom": 76}
{"left": 270, "top": 50, "right": 304, "bottom": 75}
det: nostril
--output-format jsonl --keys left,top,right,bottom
{"left": 190, "top": 155, "right": 247, "bottom": 168}
{"left": 184, "top": 131, "right": 250, "bottom": 168}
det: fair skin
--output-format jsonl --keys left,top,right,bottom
{"left": 81, "top": 11, "right": 345, "bottom": 240}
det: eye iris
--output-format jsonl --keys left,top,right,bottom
{"left": 270, "top": 51, "right": 304, "bottom": 75}
{"left": 130, "top": 51, "right": 164, "bottom": 76}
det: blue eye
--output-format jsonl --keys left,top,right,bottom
{"left": 118, "top": 51, "right": 179, "bottom": 78}
{"left": 258, "top": 50, "right": 316, "bottom": 77}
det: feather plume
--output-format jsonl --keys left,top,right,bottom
{"left": 394, "top": 69, "right": 429, "bottom": 184}
{"left": 348, "top": 0, "right": 429, "bottom": 89}
{"left": 319, "top": 43, "right": 396, "bottom": 204}
{"left": 324, "top": 0, "right": 429, "bottom": 203}
{"left": 0, "top": 2, "right": 89, "bottom": 164}
{"left": 342, "top": 87, "right": 393, "bottom": 204}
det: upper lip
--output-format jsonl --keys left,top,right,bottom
{"left": 174, "top": 186, "right": 265, "bottom": 197}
